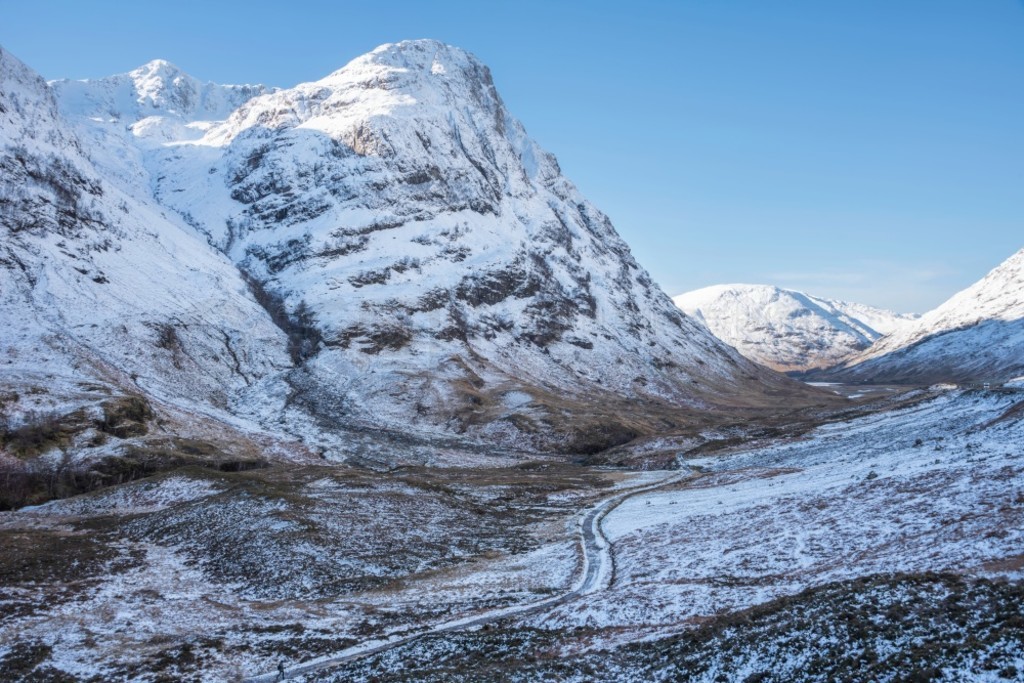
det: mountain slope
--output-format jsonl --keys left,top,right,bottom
{"left": 673, "top": 284, "right": 916, "bottom": 373}
{"left": 821, "top": 248, "right": 1024, "bottom": 384}
{"left": 54, "top": 40, "right": 827, "bottom": 452}
{"left": 0, "top": 46, "right": 294, "bottom": 458}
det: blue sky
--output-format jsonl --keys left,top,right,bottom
{"left": 2, "top": 0, "right": 1021, "bottom": 312}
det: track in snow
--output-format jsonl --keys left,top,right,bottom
{"left": 245, "top": 470, "right": 689, "bottom": 682}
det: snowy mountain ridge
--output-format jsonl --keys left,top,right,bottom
{"left": 49, "top": 60, "right": 272, "bottom": 199}
{"left": 673, "top": 284, "right": 917, "bottom": 373}
{"left": 52, "top": 59, "right": 273, "bottom": 140}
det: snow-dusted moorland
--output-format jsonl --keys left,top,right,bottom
{"left": 314, "top": 386, "right": 1024, "bottom": 682}
{"left": 1, "top": 386, "right": 1019, "bottom": 681}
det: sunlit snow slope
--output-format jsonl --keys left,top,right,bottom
{"left": 50, "top": 59, "right": 273, "bottom": 198}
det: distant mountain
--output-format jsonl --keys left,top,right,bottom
{"left": 673, "top": 284, "right": 917, "bottom": 373}
{"left": 821, "top": 248, "right": 1024, "bottom": 384}
{"left": 1, "top": 41, "right": 827, "bottom": 457}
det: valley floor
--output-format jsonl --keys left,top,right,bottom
{"left": 1, "top": 387, "right": 1022, "bottom": 681}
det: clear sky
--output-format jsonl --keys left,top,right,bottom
{"left": 2, "top": 0, "right": 1021, "bottom": 313}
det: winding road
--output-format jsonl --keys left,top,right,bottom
{"left": 246, "top": 470, "right": 688, "bottom": 682}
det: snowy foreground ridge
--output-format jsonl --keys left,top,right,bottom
{"left": 0, "top": 39, "right": 1023, "bottom": 682}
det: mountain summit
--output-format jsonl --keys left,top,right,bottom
{"left": 53, "top": 58, "right": 271, "bottom": 125}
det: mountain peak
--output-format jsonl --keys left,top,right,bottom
{"left": 40, "top": 40, "right": 824, "bottom": 452}
{"left": 130, "top": 58, "right": 188, "bottom": 80}
{"left": 123, "top": 40, "right": 817, "bottom": 449}
{"left": 825, "top": 246, "right": 1024, "bottom": 383}
{"left": 208, "top": 39, "right": 515, "bottom": 169}
{"left": 51, "top": 58, "right": 272, "bottom": 134}
{"left": 316, "top": 39, "right": 496, "bottom": 102}
{"left": 367, "top": 39, "right": 480, "bottom": 72}
{"left": 124, "top": 59, "right": 200, "bottom": 113}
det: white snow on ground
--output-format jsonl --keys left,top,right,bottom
{"left": 24, "top": 475, "right": 225, "bottom": 517}
{"left": 524, "top": 388, "right": 1024, "bottom": 632}
{"left": 411, "top": 540, "right": 578, "bottom": 605}
{"left": 1, "top": 462, "right": 633, "bottom": 680}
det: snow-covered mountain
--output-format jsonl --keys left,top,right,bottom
{"left": 823, "top": 248, "right": 1024, "bottom": 384}
{"left": 0, "top": 46, "right": 315, "bottom": 485}
{"left": 673, "top": 284, "right": 917, "bottom": 373}
{"left": 0, "top": 46, "right": 297, "bottom": 456}
{"left": 52, "top": 58, "right": 272, "bottom": 139}
{"left": 3, "top": 40, "right": 825, "bottom": 455}
{"left": 49, "top": 60, "right": 272, "bottom": 200}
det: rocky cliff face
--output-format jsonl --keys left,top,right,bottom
{"left": 674, "top": 284, "right": 917, "bottom": 373}
{"left": 8, "top": 40, "right": 823, "bottom": 455}
{"left": 821, "top": 249, "right": 1024, "bottom": 384}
